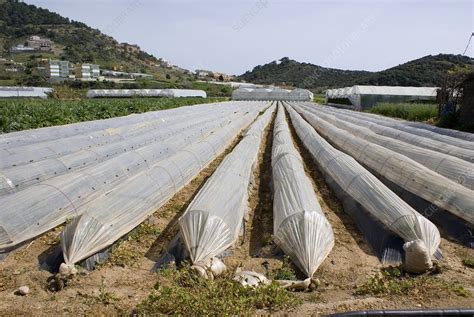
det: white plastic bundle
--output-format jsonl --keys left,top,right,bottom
{"left": 286, "top": 104, "right": 440, "bottom": 273}
{"left": 308, "top": 104, "right": 474, "bottom": 163}
{"left": 272, "top": 104, "right": 334, "bottom": 278}
{"left": 324, "top": 105, "right": 474, "bottom": 151}
{"left": 179, "top": 104, "right": 275, "bottom": 267}
{"left": 293, "top": 104, "right": 474, "bottom": 225}
{"left": 298, "top": 104, "right": 474, "bottom": 190}
{"left": 60, "top": 106, "right": 265, "bottom": 267}
{"left": 0, "top": 103, "right": 260, "bottom": 251}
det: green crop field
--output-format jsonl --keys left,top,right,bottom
{"left": 366, "top": 102, "right": 438, "bottom": 122}
{"left": 0, "top": 97, "right": 227, "bottom": 133}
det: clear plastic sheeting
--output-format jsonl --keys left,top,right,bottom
{"left": 286, "top": 104, "right": 440, "bottom": 273}
{"left": 0, "top": 102, "right": 263, "bottom": 251}
{"left": 232, "top": 87, "right": 313, "bottom": 101}
{"left": 271, "top": 104, "right": 334, "bottom": 278}
{"left": 307, "top": 104, "right": 474, "bottom": 163}
{"left": 0, "top": 86, "right": 53, "bottom": 99}
{"left": 60, "top": 105, "right": 266, "bottom": 267}
{"left": 0, "top": 108, "right": 239, "bottom": 194}
{"left": 293, "top": 104, "right": 474, "bottom": 225}
{"left": 0, "top": 101, "right": 235, "bottom": 167}
{"left": 298, "top": 104, "right": 474, "bottom": 190}
{"left": 0, "top": 100, "right": 235, "bottom": 150}
{"left": 325, "top": 86, "right": 438, "bottom": 109}
{"left": 178, "top": 104, "right": 275, "bottom": 267}
{"left": 324, "top": 106, "right": 474, "bottom": 151}
{"left": 86, "top": 89, "right": 206, "bottom": 98}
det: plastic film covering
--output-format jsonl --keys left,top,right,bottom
{"left": 0, "top": 101, "right": 238, "bottom": 168}
{"left": 0, "top": 103, "right": 260, "bottom": 251}
{"left": 272, "top": 104, "right": 334, "bottom": 278}
{"left": 325, "top": 106, "right": 474, "bottom": 151}
{"left": 0, "top": 86, "right": 53, "bottom": 99}
{"left": 232, "top": 87, "right": 313, "bottom": 101}
{"left": 0, "top": 100, "right": 236, "bottom": 150}
{"left": 293, "top": 104, "right": 474, "bottom": 225}
{"left": 286, "top": 104, "right": 440, "bottom": 273}
{"left": 298, "top": 104, "right": 474, "bottom": 191}
{"left": 86, "top": 89, "right": 207, "bottom": 98}
{"left": 60, "top": 105, "right": 265, "bottom": 266}
{"left": 0, "top": 106, "right": 241, "bottom": 195}
{"left": 178, "top": 104, "right": 275, "bottom": 266}
{"left": 310, "top": 104, "right": 474, "bottom": 163}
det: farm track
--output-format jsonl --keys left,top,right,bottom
{"left": 0, "top": 104, "right": 473, "bottom": 315}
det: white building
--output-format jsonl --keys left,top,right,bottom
{"left": 47, "top": 59, "right": 72, "bottom": 82}
{"left": 76, "top": 64, "right": 100, "bottom": 80}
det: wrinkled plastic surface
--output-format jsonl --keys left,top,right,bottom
{"left": 293, "top": 104, "right": 474, "bottom": 225}
{"left": 87, "top": 89, "right": 206, "bottom": 98}
{"left": 272, "top": 104, "right": 334, "bottom": 278}
{"left": 286, "top": 104, "right": 440, "bottom": 272}
{"left": 0, "top": 102, "right": 263, "bottom": 251}
{"left": 179, "top": 104, "right": 275, "bottom": 266}
{"left": 308, "top": 104, "right": 474, "bottom": 162}
{"left": 299, "top": 104, "right": 474, "bottom": 191}
{"left": 60, "top": 104, "right": 266, "bottom": 265}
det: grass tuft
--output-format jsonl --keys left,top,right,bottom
{"left": 356, "top": 267, "right": 471, "bottom": 298}
{"left": 136, "top": 266, "right": 300, "bottom": 315}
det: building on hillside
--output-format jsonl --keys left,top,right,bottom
{"left": 75, "top": 63, "right": 100, "bottom": 80}
{"left": 119, "top": 43, "right": 140, "bottom": 54}
{"left": 325, "top": 85, "right": 438, "bottom": 110}
{"left": 47, "top": 59, "right": 73, "bottom": 82}
{"left": 26, "top": 35, "right": 53, "bottom": 52}
{"left": 232, "top": 87, "right": 313, "bottom": 101}
{"left": 195, "top": 69, "right": 231, "bottom": 81}
{"left": 101, "top": 70, "right": 152, "bottom": 79}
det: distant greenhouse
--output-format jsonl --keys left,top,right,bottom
{"left": 0, "top": 86, "right": 53, "bottom": 99}
{"left": 232, "top": 87, "right": 313, "bottom": 101}
{"left": 87, "top": 89, "right": 207, "bottom": 98}
{"left": 325, "top": 85, "right": 438, "bottom": 109}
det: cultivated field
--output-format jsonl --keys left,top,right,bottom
{"left": 0, "top": 100, "right": 472, "bottom": 316}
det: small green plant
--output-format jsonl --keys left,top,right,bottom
{"left": 462, "top": 257, "right": 474, "bottom": 268}
{"left": 98, "top": 278, "right": 118, "bottom": 305}
{"left": 127, "top": 222, "right": 160, "bottom": 242}
{"left": 273, "top": 256, "right": 297, "bottom": 280}
{"left": 109, "top": 242, "right": 141, "bottom": 267}
{"left": 261, "top": 234, "right": 273, "bottom": 247}
{"left": 136, "top": 266, "right": 300, "bottom": 315}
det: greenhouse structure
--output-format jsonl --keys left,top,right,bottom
{"left": 87, "top": 89, "right": 207, "bottom": 98}
{"left": 0, "top": 86, "right": 53, "bottom": 99}
{"left": 232, "top": 87, "right": 313, "bottom": 101}
{"left": 325, "top": 85, "right": 438, "bottom": 109}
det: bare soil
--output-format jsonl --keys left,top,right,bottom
{"left": 0, "top": 111, "right": 473, "bottom": 316}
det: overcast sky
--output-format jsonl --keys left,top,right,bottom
{"left": 27, "top": 0, "right": 473, "bottom": 75}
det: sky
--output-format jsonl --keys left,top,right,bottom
{"left": 26, "top": 0, "right": 473, "bottom": 75}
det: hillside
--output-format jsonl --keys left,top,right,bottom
{"left": 239, "top": 55, "right": 473, "bottom": 90}
{"left": 0, "top": 0, "right": 191, "bottom": 80}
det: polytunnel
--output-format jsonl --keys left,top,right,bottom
{"left": 60, "top": 104, "right": 266, "bottom": 268}
{"left": 0, "top": 100, "right": 233, "bottom": 150}
{"left": 271, "top": 104, "right": 334, "bottom": 278}
{"left": 312, "top": 105, "right": 474, "bottom": 162}
{"left": 293, "top": 104, "right": 474, "bottom": 225}
{"left": 286, "top": 104, "right": 440, "bottom": 273}
{"left": 0, "top": 105, "right": 240, "bottom": 194}
{"left": 0, "top": 86, "right": 53, "bottom": 99}
{"left": 298, "top": 104, "right": 474, "bottom": 190}
{"left": 326, "top": 106, "right": 474, "bottom": 151}
{"left": 86, "top": 89, "right": 206, "bottom": 98}
{"left": 178, "top": 104, "right": 275, "bottom": 268}
{"left": 0, "top": 102, "right": 262, "bottom": 252}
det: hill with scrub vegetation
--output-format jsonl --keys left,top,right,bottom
{"left": 239, "top": 55, "right": 474, "bottom": 91}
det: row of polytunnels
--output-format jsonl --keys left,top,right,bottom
{"left": 0, "top": 100, "right": 473, "bottom": 289}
